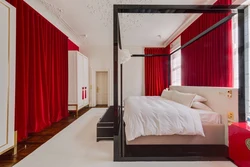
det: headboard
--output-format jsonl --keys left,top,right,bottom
{"left": 170, "top": 86, "right": 238, "bottom": 145}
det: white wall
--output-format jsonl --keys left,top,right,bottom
{"left": 123, "top": 46, "right": 145, "bottom": 100}
{"left": 80, "top": 45, "right": 145, "bottom": 106}
{"left": 24, "top": 0, "right": 80, "bottom": 46}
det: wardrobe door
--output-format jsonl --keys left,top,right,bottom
{"left": 0, "top": 0, "right": 16, "bottom": 155}
{"left": 82, "top": 56, "right": 88, "bottom": 106}
{"left": 68, "top": 52, "right": 77, "bottom": 109}
{"left": 85, "top": 57, "right": 89, "bottom": 105}
{"left": 81, "top": 55, "right": 85, "bottom": 107}
{"left": 77, "top": 53, "right": 84, "bottom": 108}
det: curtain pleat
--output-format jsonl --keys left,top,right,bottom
{"left": 181, "top": 0, "right": 233, "bottom": 87}
{"left": 145, "top": 47, "right": 170, "bottom": 96}
{"left": 6, "top": 0, "right": 69, "bottom": 141}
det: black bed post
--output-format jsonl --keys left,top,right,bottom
{"left": 120, "top": 64, "right": 123, "bottom": 111}
{"left": 113, "top": 5, "right": 119, "bottom": 136}
{"left": 168, "top": 55, "right": 171, "bottom": 88}
{"left": 118, "top": 12, "right": 123, "bottom": 113}
{"left": 238, "top": 10, "right": 246, "bottom": 122}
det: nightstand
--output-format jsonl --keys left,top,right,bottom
{"left": 229, "top": 123, "right": 250, "bottom": 167}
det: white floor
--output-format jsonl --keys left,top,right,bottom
{"left": 13, "top": 108, "right": 237, "bottom": 167}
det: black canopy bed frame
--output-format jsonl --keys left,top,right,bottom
{"left": 99, "top": 4, "right": 247, "bottom": 162}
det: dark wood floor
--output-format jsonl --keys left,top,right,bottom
{"left": 0, "top": 107, "right": 91, "bottom": 167}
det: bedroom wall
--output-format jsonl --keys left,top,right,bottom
{"left": 80, "top": 45, "right": 145, "bottom": 106}
{"left": 123, "top": 46, "right": 145, "bottom": 100}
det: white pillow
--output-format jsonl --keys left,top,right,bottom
{"left": 192, "top": 101, "right": 213, "bottom": 111}
{"left": 161, "top": 90, "right": 173, "bottom": 100}
{"left": 171, "top": 90, "right": 196, "bottom": 107}
{"left": 193, "top": 95, "right": 207, "bottom": 102}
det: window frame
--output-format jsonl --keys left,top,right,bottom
{"left": 170, "top": 36, "right": 182, "bottom": 86}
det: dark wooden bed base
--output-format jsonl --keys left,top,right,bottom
{"left": 112, "top": 4, "right": 247, "bottom": 161}
{"left": 125, "top": 144, "right": 228, "bottom": 158}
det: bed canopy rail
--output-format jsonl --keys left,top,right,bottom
{"left": 131, "top": 12, "right": 236, "bottom": 57}
{"left": 113, "top": 4, "right": 247, "bottom": 161}
{"left": 116, "top": 4, "right": 244, "bottom": 13}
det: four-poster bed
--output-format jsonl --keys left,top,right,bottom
{"left": 109, "top": 4, "right": 247, "bottom": 161}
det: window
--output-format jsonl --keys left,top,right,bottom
{"left": 170, "top": 37, "right": 181, "bottom": 86}
{"left": 232, "top": 15, "right": 239, "bottom": 88}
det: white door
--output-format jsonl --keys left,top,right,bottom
{"left": 96, "top": 72, "right": 108, "bottom": 106}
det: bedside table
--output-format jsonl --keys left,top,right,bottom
{"left": 229, "top": 123, "right": 250, "bottom": 167}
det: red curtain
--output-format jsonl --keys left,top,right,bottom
{"left": 181, "top": 0, "right": 232, "bottom": 87}
{"left": 7, "top": 0, "right": 69, "bottom": 141}
{"left": 145, "top": 47, "right": 170, "bottom": 96}
{"left": 68, "top": 39, "right": 79, "bottom": 51}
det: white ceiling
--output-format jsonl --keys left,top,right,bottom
{"left": 39, "top": 0, "right": 217, "bottom": 47}
{"left": 120, "top": 13, "right": 191, "bottom": 47}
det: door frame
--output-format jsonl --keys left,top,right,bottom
{"left": 90, "top": 68, "right": 111, "bottom": 107}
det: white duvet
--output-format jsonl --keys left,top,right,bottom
{"left": 123, "top": 96, "right": 205, "bottom": 141}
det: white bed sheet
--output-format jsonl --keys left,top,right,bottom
{"left": 197, "top": 109, "right": 222, "bottom": 125}
{"left": 124, "top": 96, "right": 205, "bottom": 141}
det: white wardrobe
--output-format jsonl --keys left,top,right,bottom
{"left": 68, "top": 51, "right": 89, "bottom": 117}
{"left": 0, "top": 0, "right": 16, "bottom": 155}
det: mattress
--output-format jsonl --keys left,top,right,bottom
{"left": 126, "top": 124, "right": 225, "bottom": 145}
{"left": 197, "top": 109, "right": 222, "bottom": 125}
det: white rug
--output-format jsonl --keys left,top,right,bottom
{"left": 14, "top": 108, "right": 236, "bottom": 167}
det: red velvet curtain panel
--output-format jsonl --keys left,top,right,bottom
{"left": 181, "top": 0, "right": 232, "bottom": 87}
{"left": 68, "top": 39, "right": 79, "bottom": 51}
{"left": 7, "top": 0, "right": 69, "bottom": 141}
{"left": 145, "top": 47, "right": 170, "bottom": 96}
